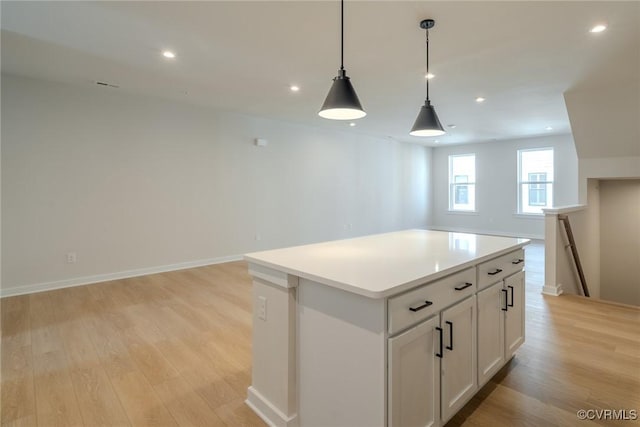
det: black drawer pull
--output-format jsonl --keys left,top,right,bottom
{"left": 512, "top": 259, "right": 524, "bottom": 265}
{"left": 454, "top": 282, "right": 473, "bottom": 291}
{"left": 501, "top": 289, "right": 508, "bottom": 311}
{"left": 488, "top": 268, "right": 503, "bottom": 276}
{"left": 508, "top": 285, "right": 515, "bottom": 307}
{"left": 435, "top": 327, "right": 443, "bottom": 358}
{"left": 446, "top": 321, "right": 453, "bottom": 351}
{"left": 409, "top": 300, "right": 433, "bottom": 312}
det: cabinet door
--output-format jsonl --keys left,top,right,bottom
{"left": 505, "top": 271, "right": 525, "bottom": 359}
{"left": 388, "top": 316, "right": 440, "bottom": 427}
{"left": 477, "top": 282, "right": 505, "bottom": 386}
{"left": 440, "top": 296, "right": 477, "bottom": 423}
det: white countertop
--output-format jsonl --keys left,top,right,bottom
{"left": 245, "top": 229, "right": 529, "bottom": 299}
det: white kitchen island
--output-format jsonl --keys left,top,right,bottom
{"left": 244, "top": 229, "right": 529, "bottom": 427}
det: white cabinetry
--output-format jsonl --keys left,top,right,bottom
{"left": 477, "top": 249, "right": 525, "bottom": 289}
{"left": 477, "top": 259, "right": 526, "bottom": 386}
{"left": 387, "top": 271, "right": 477, "bottom": 427}
{"left": 440, "top": 296, "right": 477, "bottom": 423}
{"left": 388, "top": 316, "right": 440, "bottom": 427}
{"left": 505, "top": 271, "right": 525, "bottom": 359}
{"left": 477, "top": 282, "right": 505, "bottom": 384}
{"left": 245, "top": 231, "right": 529, "bottom": 427}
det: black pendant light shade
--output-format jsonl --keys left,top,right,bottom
{"left": 410, "top": 100, "right": 445, "bottom": 137}
{"left": 319, "top": 69, "right": 366, "bottom": 120}
{"left": 410, "top": 19, "right": 445, "bottom": 137}
{"left": 319, "top": 0, "right": 366, "bottom": 120}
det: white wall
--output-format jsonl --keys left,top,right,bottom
{"left": 599, "top": 180, "right": 640, "bottom": 306}
{"left": 1, "top": 74, "right": 432, "bottom": 295}
{"left": 431, "top": 135, "right": 578, "bottom": 239}
{"left": 565, "top": 82, "right": 640, "bottom": 161}
{"left": 558, "top": 76, "right": 640, "bottom": 302}
{"left": 580, "top": 180, "right": 601, "bottom": 298}
{"left": 573, "top": 178, "right": 640, "bottom": 304}
{"left": 578, "top": 157, "right": 640, "bottom": 203}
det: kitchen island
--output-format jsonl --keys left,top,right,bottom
{"left": 244, "top": 229, "right": 529, "bottom": 427}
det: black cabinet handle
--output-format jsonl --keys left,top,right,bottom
{"left": 409, "top": 300, "right": 433, "bottom": 312}
{"left": 512, "top": 258, "right": 524, "bottom": 265}
{"left": 488, "top": 268, "right": 503, "bottom": 276}
{"left": 454, "top": 282, "right": 473, "bottom": 291}
{"left": 446, "top": 321, "right": 453, "bottom": 351}
{"left": 436, "top": 327, "right": 443, "bottom": 358}
{"left": 501, "top": 289, "right": 508, "bottom": 311}
{"left": 508, "top": 285, "right": 514, "bottom": 307}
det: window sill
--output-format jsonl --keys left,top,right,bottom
{"left": 513, "top": 213, "right": 544, "bottom": 219}
{"left": 448, "top": 210, "right": 479, "bottom": 216}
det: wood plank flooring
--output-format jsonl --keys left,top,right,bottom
{"left": 2, "top": 241, "right": 639, "bottom": 426}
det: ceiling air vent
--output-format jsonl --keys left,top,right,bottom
{"left": 95, "top": 81, "right": 119, "bottom": 88}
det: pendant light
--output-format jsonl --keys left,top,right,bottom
{"left": 319, "top": 0, "right": 366, "bottom": 120}
{"left": 410, "top": 19, "right": 445, "bottom": 137}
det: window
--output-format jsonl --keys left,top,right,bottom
{"left": 528, "top": 173, "right": 547, "bottom": 206}
{"left": 518, "top": 148, "right": 553, "bottom": 214}
{"left": 449, "top": 154, "right": 476, "bottom": 211}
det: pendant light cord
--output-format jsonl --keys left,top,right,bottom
{"left": 340, "top": 0, "right": 344, "bottom": 71}
{"left": 425, "top": 27, "right": 430, "bottom": 102}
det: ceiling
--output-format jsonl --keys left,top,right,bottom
{"left": 1, "top": 1, "right": 638, "bottom": 146}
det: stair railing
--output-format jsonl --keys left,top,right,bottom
{"left": 558, "top": 214, "right": 590, "bottom": 297}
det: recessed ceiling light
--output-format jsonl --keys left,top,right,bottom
{"left": 425, "top": 73, "right": 435, "bottom": 80}
{"left": 545, "top": 126, "right": 553, "bottom": 131}
{"left": 476, "top": 97, "right": 486, "bottom": 103}
{"left": 447, "top": 124, "right": 456, "bottom": 129}
{"left": 589, "top": 24, "right": 607, "bottom": 33}
{"left": 290, "top": 85, "right": 300, "bottom": 92}
{"left": 349, "top": 122, "right": 356, "bottom": 127}
{"left": 162, "top": 50, "right": 176, "bottom": 59}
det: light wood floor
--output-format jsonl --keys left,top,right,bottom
{"left": 2, "top": 241, "right": 639, "bottom": 426}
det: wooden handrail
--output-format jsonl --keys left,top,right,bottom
{"left": 558, "top": 214, "right": 590, "bottom": 297}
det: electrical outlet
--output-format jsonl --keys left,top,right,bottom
{"left": 258, "top": 296, "right": 267, "bottom": 321}
{"left": 66, "top": 252, "right": 77, "bottom": 263}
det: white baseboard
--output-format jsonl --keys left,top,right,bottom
{"left": 427, "top": 225, "right": 544, "bottom": 241}
{"left": 0, "top": 254, "right": 243, "bottom": 298}
{"left": 542, "top": 283, "right": 564, "bottom": 296}
{"left": 246, "top": 386, "right": 298, "bottom": 427}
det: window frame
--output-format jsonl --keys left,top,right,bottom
{"left": 517, "top": 148, "right": 554, "bottom": 215}
{"left": 448, "top": 154, "right": 476, "bottom": 212}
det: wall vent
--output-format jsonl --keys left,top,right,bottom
{"left": 95, "top": 81, "right": 119, "bottom": 88}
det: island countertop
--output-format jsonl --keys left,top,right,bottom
{"left": 244, "top": 229, "right": 529, "bottom": 299}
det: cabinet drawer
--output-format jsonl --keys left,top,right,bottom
{"left": 477, "top": 249, "right": 525, "bottom": 290}
{"left": 388, "top": 267, "right": 475, "bottom": 335}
